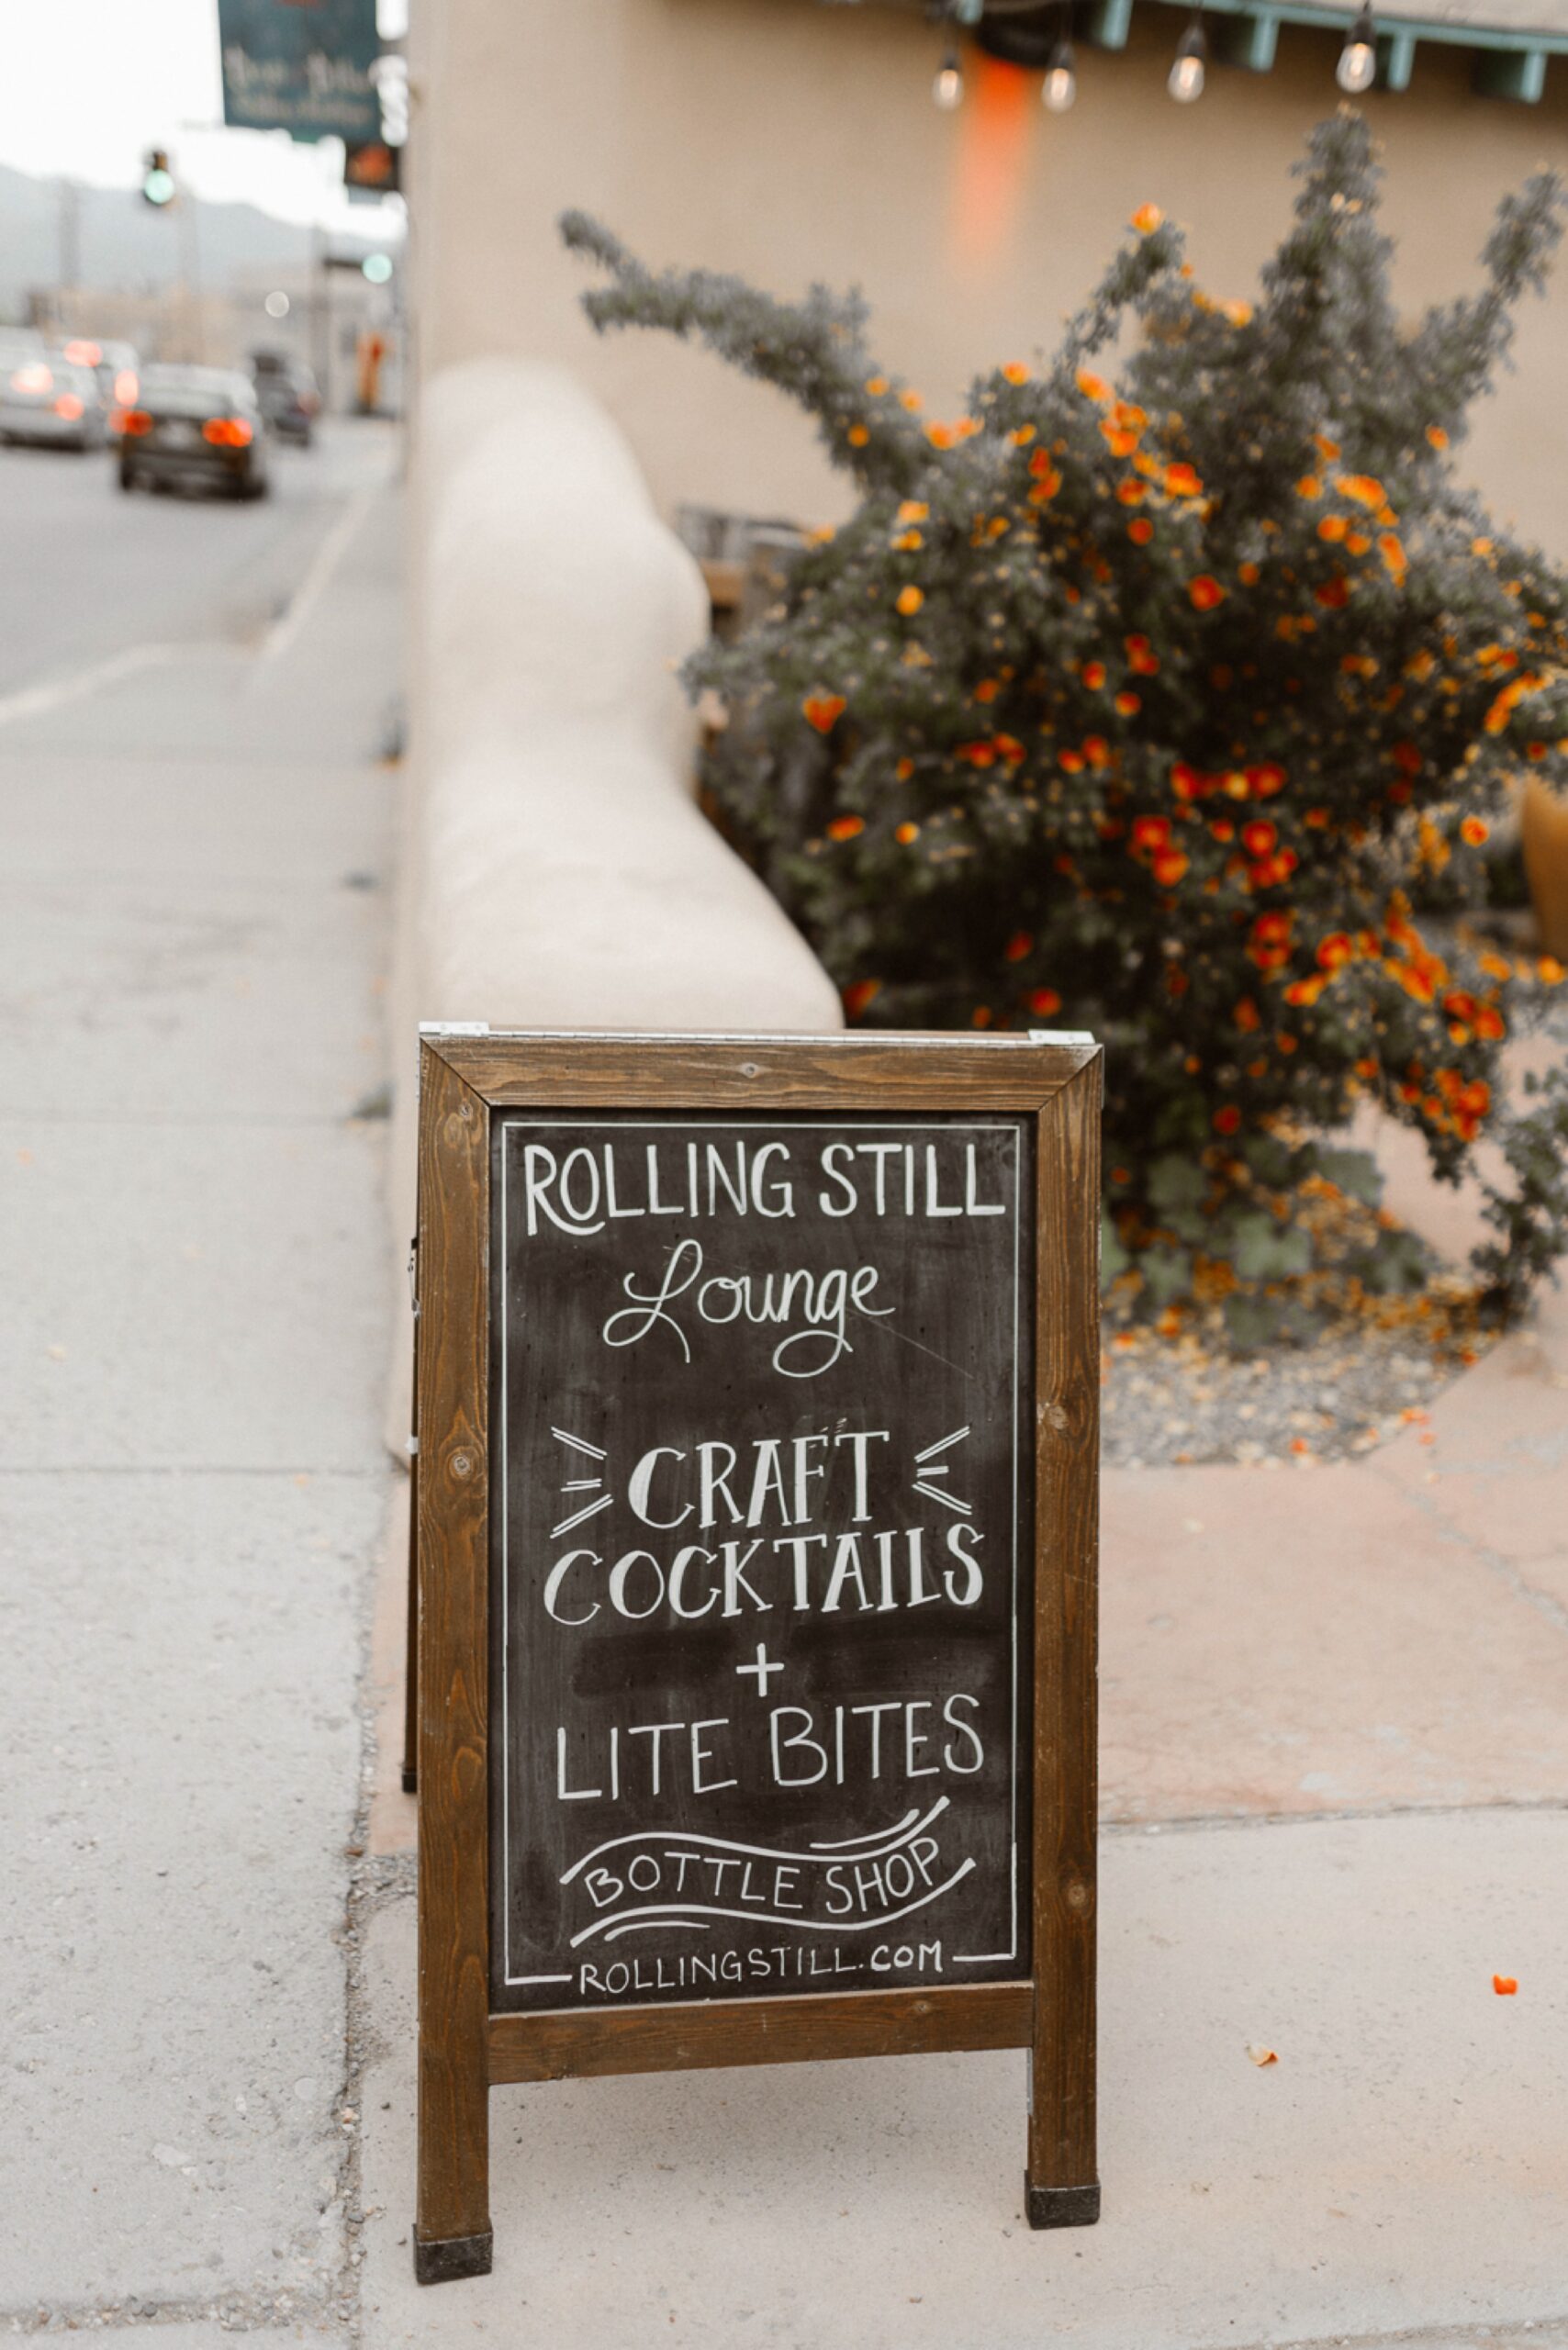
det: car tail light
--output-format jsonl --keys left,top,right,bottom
{"left": 64, "top": 339, "right": 101, "bottom": 366}
{"left": 202, "top": 416, "right": 253, "bottom": 448}
{"left": 53, "top": 393, "right": 84, "bottom": 420}
{"left": 11, "top": 364, "right": 51, "bottom": 394}
{"left": 114, "top": 368, "right": 139, "bottom": 404}
{"left": 114, "top": 408, "right": 152, "bottom": 436}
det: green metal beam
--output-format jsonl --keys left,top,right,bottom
{"left": 1474, "top": 42, "right": 1548, "bottom": 95}
{"left": 1378, "top": 28, "right": 1417, "bottom": 87}
{"left": 1087, "top": 0, "right": 1136, "bottom": 50}
{"left": 1215, "top": 6, "right": 1280, "bottom": 68}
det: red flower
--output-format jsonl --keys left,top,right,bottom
{"left": 802, "top": 693, "right": 846, "bottom": 734}
{"left": 826, "top": 814, "right": 865, "bottom": 841}
{"left": 1004, "top": 931, "right": 1033, "bottom": 962}
{"left": 1188, "top": 576, "right": 1226, "bottom": 612}
{"left": 1241, "top": 821, "right": 1277, "bottom": 858}
{"left": 843, "top": 979, "right": 880, "bottom": 1016}
{"left": 1131, "top": 814, "right": 1172, "bottom": 851}
{"left": 1028, "top": 987, "right": 1062, "bottom": 1016}
{"left": 1213, "top": 1104, "right": 1242, "bottom": 1135}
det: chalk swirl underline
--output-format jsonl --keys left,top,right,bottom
{"left": 559, "top": 1797, "right": 950, "bottom": 1887}
{"left": 569, "top": 1857, "right": 977, "bottom": 1949}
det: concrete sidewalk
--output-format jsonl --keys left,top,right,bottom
{"left": 0, "top": 438, "right": 400, "bottom": 2343}
{"left": 356, "top": 1171, "right": 1568, "bottom": 2348}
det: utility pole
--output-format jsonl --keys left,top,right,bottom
{"left": 57, "top": 178, "right": 80, "bottom": 319}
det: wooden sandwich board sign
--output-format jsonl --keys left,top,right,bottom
{"left": 408, "top": 1026, "right": 1102, "bottom": 2283}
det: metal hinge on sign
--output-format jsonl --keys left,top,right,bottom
{"left": 407, "top": 1237, "right": 420, "bottom": 1317}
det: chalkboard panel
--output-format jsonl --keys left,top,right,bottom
{"left": 488, "top": 1111, "right": 1036, "bottom": 2013}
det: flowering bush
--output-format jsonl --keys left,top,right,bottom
{"left": 563, "top": 118, "right": 1568, "bottom": 1330}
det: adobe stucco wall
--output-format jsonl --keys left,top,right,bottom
{"left": 409, "top": 0, "right": 1568, "bottom": 554}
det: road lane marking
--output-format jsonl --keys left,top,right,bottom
{"left": 0, "top": 642, "right": 185, "bottom": 730}
{"left": 252, "top": 479, "right": 383, "bottom": 676}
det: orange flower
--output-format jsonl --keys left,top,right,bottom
{"left": 1316, "top": 933, "right": 1354, "bottom": 972}
{"left": 899, "top": 389, "right": 924, "bottom": 412}
{"left": 864, "top": 375, "right": 889, "bottom": 396}
{"left": 1295, "top": 475, "right": 1323, "bottom": 500}
{"left": 1189, "top": 575, "right": 1226, "bottom": 611}
{"left": 895, "top": 756, "right": 914, "bottom": 780}
{"left": 1128, "top": 518, "right": 1155, "bottom": 545}
{"left": 1222, "top": 299, "right": 1253, "bottom": 328}
{"left": 1284, "top": 975, "right": 1327, "bottom": 1007}
{"left": 802, "top": 693, "right": 846, "bottom": 734}
{"left": 1461, "top": 816, "right": 1490, "bottom": 846}
{"left": 1317, "top": 514, "right": 1348, "bottom": 543}
{"left": 1101, "top": 420, "right": 1139, "bottom": 457}
{"left": 1238, "top": 562, "right": 1260, "bottom": 587}
{"left": 1540, "top": 957, "right": 1566, "bottom": 985}
{"left": 1126, "top": 634, "right": 1159, "bottom": 675}
{"left": 974, "top": 677, "right": 1001, "bottom": 703}
{"left": 847, "top": 423, "right": 869, "bottom": 447}
{"left": 1004, "top": 931, "right": 1033, "bottom": 962}
{"left": 1002, "top": 362, "right": 1030, "bottom": 386}
{"left": 827, "top": 814, "right": 865, "bottom": 841}
{"left": 1170, "top": 762, "right": 1200, "bottom": 801}
{"left": 1234, "top": 997, "right": 1260, "bottom": 1030}
{"left": 1316, "top": 574, "right": 1350, "bottom": 610}
{"left": 1152, "top": 849, "right": 1190, "bottom": 886}
{"left": 843, "top": 979, "right": 880, "bottom": 1016}
{"left": 1115, "top": 691, "right": 1141, "bottom": 716}
{"left": 1164, "top": 462, "right": 1204, "bottom": 498}
{"left": 1116, "top": 479, "right": 1148, "bottom": 506}
{"left": 1082, "top": 660, "right": 1107, "bottom": 689}
{"left": 1075, "top": 370, "right": 1112, "bottom": 403}
{"left": 894, "top": 821, "right": 919, "bottom": 845}
{"left": 1131, "top": 814, "right": 1172, "bottom": 851}
{"left": 897, "top": 500, "right": 929, "bottom": 525}
{"left": 1338, "top": 474, "right": 1386, "bottom": 509}
{"left": 1029, "top": 467, "right": 1063, "bottom": 504}
{"left": 1131, "top": 202, "right": 1164, "bottom": 233}
{"left": 1242, "top": 821, "right": 1278, "bottom": 858}
{"left": 1011, "top": 424, "right": 1036, "bottom": 447}
{"left": 1250, "top": 764, "right": 1286, "bottom": 798}
{"left": 1213, "top": 1104, "right": 1242, "bottom": 1135}
{"left": 1315, "top": 433, "right": 1341, "bottom": 462}
{"left": 896, "top": 586, "right": 924, "bottom": 617}
{"left": 1427, "top": 425, "right": 1450, "bottom": 451}
{"left": 1379, "top": 533, "right": 1407, "bottom": 582}
{"left": 1028, "top": 987, "right": 1062, "bottom": 1016}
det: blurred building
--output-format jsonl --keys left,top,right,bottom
{"left": 408, "top": 0, "right": 1568, "bottom": 553}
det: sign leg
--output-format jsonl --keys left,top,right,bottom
{"left": 400, "top": 1449, "right": 419, "bottom": 1796}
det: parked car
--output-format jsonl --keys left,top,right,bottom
{"left": 115, "top": 365, "right": 269, "bottom": 500}
{"left": 63, "top": 336, "right": 141, "bottom": 410}
{"left": 249, "top": 351, "right": 320, "bottom": 447}
{"left": 0, "top": 334, "right": 108, "bottom": 451}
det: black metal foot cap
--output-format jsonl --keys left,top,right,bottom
{"left": 413, "top": 2224, "right": 493, "bottom": 2284}
{"left": 1026, "top": 2178, "right": 1101, "bottom": 2230}
{"left": 401, "top": 1764, "right": 418, "bottom": 1795}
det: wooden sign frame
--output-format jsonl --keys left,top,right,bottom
{"left": 409, "top": 1028, "right": 1102, "bottom": 2284}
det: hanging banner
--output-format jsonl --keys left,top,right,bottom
{"left": 218, "top": 0, "right": 380, "bottom": 145}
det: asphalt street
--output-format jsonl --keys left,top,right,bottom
{"left": 0, "top": 422, "right": 392, "bottom": 702}
{"left": 0, "top": 416, "right": 400, "bottom": 2342}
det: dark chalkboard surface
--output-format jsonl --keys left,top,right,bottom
{"left": 488, "top": 1111, "right": 1036, "bottom": 2013}
{"left": 410, "top": 1030, "right": 1103, "bottom": 2282}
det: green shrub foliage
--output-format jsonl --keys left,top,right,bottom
{"left": 562, "top": 118, "right": 1568, "bottom": 1322}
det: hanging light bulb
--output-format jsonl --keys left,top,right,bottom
{"left": 1336, "top": 4, "right": 1377, "bottom": 92}
{"left": 1043, "top": 35, "right": 1077, "bottom": 110}
{"left": 934, "top": 46, "right": 963, "bottom": 107}
{"left": 1168, "top": 18, "right": 1207, "bottom": 99}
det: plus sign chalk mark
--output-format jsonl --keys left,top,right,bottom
{"left": 735, "top": 1643, "right": 784, "bottom": 1695}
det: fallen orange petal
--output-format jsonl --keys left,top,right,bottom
{"left": 1493, "top": 1975, "right": 1518, "bottom": 1996}
{"left": 1247, "top": 2043, "right": 1278, "bottom": 2066}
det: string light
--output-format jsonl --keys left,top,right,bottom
{"left": 934, "top": 45, "right": 964, "bottom": 106}
{"left": 1043, "top": 31, "right": 1077, "bottom": 109}
{"left": 1336, "top": 4, "right": 1378, "bottom": 91}
{"left": 1168, "top": 16, "right": 1207, "bottom": 99}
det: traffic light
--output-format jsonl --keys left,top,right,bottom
{"left": 141, "top": 149, "right": 175, "bottom": 207}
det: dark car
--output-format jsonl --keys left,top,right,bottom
{"left": 250, "top": 352, "right": 319, "bottom": 447}
{"left": 115, "top": 366, "right": 269, "bottom": 501}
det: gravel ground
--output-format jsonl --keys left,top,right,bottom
{"left": 1101, "top": 1291, "right": 1495, "bottom": 1467}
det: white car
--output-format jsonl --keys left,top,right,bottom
{"left": 0, "top": 330, "right": 107, "bottom": 451}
